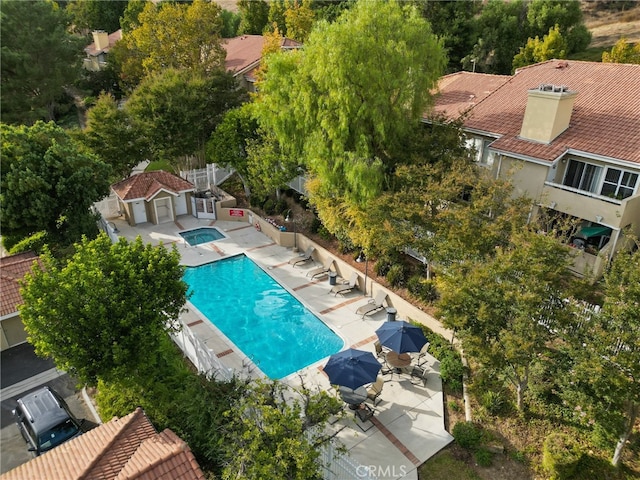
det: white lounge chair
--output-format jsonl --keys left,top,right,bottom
{"left": 288, "top": 246, "right": 315, "bottom": 267}
{"left": 306, "top": 258, "right": 334, "bottom": 278}
{"left": 355, "top": 290, "right": 388, "bottom": 318}
{"left": 329, "top": 272, "right": 359, "bottom": 296}
{"left": 413, "top": 342, "right": 431, "bottom": 366}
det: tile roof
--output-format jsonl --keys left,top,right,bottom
{"left": 0, "top": 252, "right": 39, "bottom": 317}
{"left": 431, "top": 72, "right": 510, "bottom": 119}
{"left": 85, "top": 30, "right": 122, "bottom": 56}
{"left": 223, "top": 35, "right": 302, "bottom": 75}
{"left": 1, "top": 408, "right": 205, "bottom": 480}
{"left": 111, "top": 171, "right": 194, "bottom": 202}
{"left": 432, "top": 60, "right": 640, "bottom": 164}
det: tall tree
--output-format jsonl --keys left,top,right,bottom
{"left": 1, "top": 0, "right": 84, "bottom": 125}
{"left": 513, "top": 24, "right": 568, "bottom": 70}
{"left": 19, "top": 234, "right": 188, "bottom": 385}
{"left": 66, "top": 0, "right": 128, "bottom": 33}
{"left": 221, "top": 379, "right": 342, "bottom": 479}
{"left": 437, "top": 229, "right": 574, "bottom": 411}
{"left": 602, "top": 38, "right": 640, "bottom": 64}
{"left": 79, "top": 92, "right": 150, "bottom": 182}
{"left": 237, "top": 0, "right": 269, "bottom": 35}
{"left": 0, "top": 122, "right": 111, "bottom": 249}
{"left": 113, "top": 0, "right": 225, "bottom": 90}
{"left": 126, "top": 68, "right": 246, "bottom": 170}
{"left": 568, "top": 248, "right": 640, "bottom": 466}
{"left": 284, "top": 0, "right": 315, "bottom": 43}
{"left": 525, "top": 0, "right": 591, "bottom": 55}
{"left": 256, "top": 0, "right": 446, "bottom": 242}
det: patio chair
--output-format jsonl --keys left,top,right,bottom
{"left": 413, "top": 342, "right": 431, "bottom": 367}
{"left": 366, "top": 376, "right": 384, "bottom": 406}
{"left": 329, "top": 272, "right": 359, "bottom": 296}
{"left": 306, "top": 258, "right": 334, "bottom": 278}
{"left": 288, "top": 246, "right": 315, "bottom": 267}
{"left": 409, "top": 365, "right": 428, "bottom": 387}
{"left": 354, "top": 404, "right": 375, "bottom": 432}
{"left": 355, "top": 290, "right": 388, "bottom": 319}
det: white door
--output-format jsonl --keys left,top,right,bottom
{"left": 175, "top": 193, "right": 188, "bottom": 216}
{"left": 132, "top": 201, "right": 147, "bottom": 224}
{"left": 155, "top": 197, "right": 173, "bottom": 223}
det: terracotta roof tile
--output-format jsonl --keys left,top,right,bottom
{"left": 223, "top": 35, "right": 302, "bottom": 75}
{"left": 431, "top": 72, "right": 510, "bottom": 119}
{"left": 444, "top": 60, "right": 640, "bottom": 164}
{"left": 111, "top": 171, "right": 194, "bottom": 202}
{"left": 1, "top": 408, "right": 205, "bottom": 480}
{"left": 0, "top": 252, "right": 39, "bottom": 317}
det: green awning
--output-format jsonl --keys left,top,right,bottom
{"left": 578, "top": 226, "right": 612, "bottom": 238}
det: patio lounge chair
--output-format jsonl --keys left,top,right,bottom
{"left": 288, "top": 246, "right": 315, "bottom": 267}
{"left": 366, "top": 376, "right": 384, "bottom": 406}
{"left": 408, "top": 365, "right": 428, "bottom": 387}
{"left": 354, "top": 403, "right": 375, "bottom": 431}
{"left": 329, "top": 272, "right": 359, "bottom": 296}
{"left": 413, "top": 342, "right": 431, "bottom": 367}
{"left": 306, "top": 258, "right": 334, "bottom": 278}
{"left": 355, "top": 290, "right": 388, "bottom": 318}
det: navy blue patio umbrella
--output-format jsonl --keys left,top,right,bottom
{"left": 375, "top": 320, "right": 428, "bottom": 354}
{"left": 323, "top": 348, "right": 382, "bottom": 390}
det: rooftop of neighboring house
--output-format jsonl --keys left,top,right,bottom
{"left": 1, "top": 408, "right": 205, "bottom": 480}
{"left": 0, "top": 252, "right": 39, "bottom": 318}
{"left": 111, "top": 171, "right": 195, "bottom": 202}
{"left": 431, "top": 72, "right": 510, "bottom": 119}
{"left": 222, "top": 34, "right": 301, "bottom": 77}
{"left": 429, "top": 60, "right": 640, "bottom": 165}
{"left": 85, "top": 29, "right": 122, "bottom": 56}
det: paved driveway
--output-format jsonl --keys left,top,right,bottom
{"left": 0, "top": 344, "right": 98, "bottom": 474}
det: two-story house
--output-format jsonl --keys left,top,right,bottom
{"left": 429, "top": 60, "right": 640, "bottom": 278}
{"left": 83, "top": 29, "right": 122, "bottom": 71}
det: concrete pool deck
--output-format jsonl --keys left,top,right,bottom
{"left": 103, "top": 213, "right": 454, "bottom": 480}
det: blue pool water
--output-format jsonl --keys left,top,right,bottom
{"left": 180, "top": 227, "right": 225, "bottom": 246}
{"left": 183, "top": 255, "right": 344, "bottom": 379}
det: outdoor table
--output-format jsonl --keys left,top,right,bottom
{"left": 338, "top": 385, "right": 368, "bottom": 409}
{"left": 386, "top": 351, "right": 412, "bottom": 371}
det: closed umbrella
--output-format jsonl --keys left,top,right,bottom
{"left": 323, "top": 348, "right": 382, "bottom": 390}
{"left": 375, "top": 320, "right": 428, "bottom": 353}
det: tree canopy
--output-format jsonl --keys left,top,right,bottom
{"left": 20, "top": 234, "right": 189, "bottom": 385}
{"left": 513, "top": 25, "right": 568, "bottom": 70}
{"left": 0, "top": 121, "right": 111, "bottom": 250}
{"left": 66, "top": 0, "right": 128, "bottom": 33}
{"left": 602, "top": 38, "right": 640, "bottom": 64}
{"left": 0, "top": 0, "right": 83, "bottom": 125}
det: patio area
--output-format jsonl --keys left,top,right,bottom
{"left": 100, "top": 211, "right": 454, "bottom": 480}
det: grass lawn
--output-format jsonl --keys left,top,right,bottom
{"left": 145, "top": 160, "right": 175, "bottom": 173}
{"left": 420, "top": 450, "right": 482, "bottom": 480}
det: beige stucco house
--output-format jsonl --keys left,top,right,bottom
{"left": 429, "top": 60, "right": 640, "bottom": 278}
{"left": 111, "top": 171, "right": 195, "bottom": 226}
{"left": 84, "top": 29, "right": 122, "bottom": 72}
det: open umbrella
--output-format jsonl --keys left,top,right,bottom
{"left": 375, "top": 320, "right": 428, "bottom": 353}
{"left": 323, "top": 348, "right": 382, "bottom": 390}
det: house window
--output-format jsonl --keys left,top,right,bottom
{"left": 600, "top": 168, "right": 638, "bottom": 200}
{"left": 563, "top": 160, "right": 602, "bottom": 193}
{"left": 480, "top": 139, "right": 495, "bottom": 166}
{"left": 464, "top": 137, "right": 494, "bottom": 167}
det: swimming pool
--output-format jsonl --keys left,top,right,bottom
{"left": 183, "top": 255, "right": 344, "bottom": 379}
{"left": 179, "top": 227, "right": 225, "bottom": 246}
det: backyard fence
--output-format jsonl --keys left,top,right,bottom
{"left": 180, "top": 164, "right": 235, "bottom": 191}
{"left": 315, "top": 433, "right": 378, "bottom": 480}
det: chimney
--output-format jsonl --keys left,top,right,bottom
{"left": 92, "top": 30, "right": 110, "bottom": 51}
{"left": 519, "top": 84, "right": 577, "bottom": 144}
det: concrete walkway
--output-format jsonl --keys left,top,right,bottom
{"left": 102, "top": 212, "right": 453, "bottom": 480}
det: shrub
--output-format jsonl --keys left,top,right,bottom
{"left": 480, "top": 390, "right": 507, "bottom": 416}
{"left": 475, "top": 447, "right": 493, "bottom": 467}
{"left": 407, "top": 275, "right": 439, "bottom": 303}
{"left": 374, "top": 254, "right": 395, "bottom": 276}
{"left": 263, "top": 199, "right": 276, "bottom": 215}
{"left": 440, "top": 351, "right": 465, "bottom": 393}
{"left": 452, "top": 421, "right": 483, "bottom": 450}
{"left": 7, "top": 230, "right": 49, "bottom": 255}
{"left": 386, "top": 264, "right": 406, "bottom": 287}
{"left": 542, "top": 433, "right": 581, "bottom": 480}
{"left": 274, "top": 198, "right": 288, "bottom": 215}
{"left": 309, "top": 216, "right": 323, "bottom": 234}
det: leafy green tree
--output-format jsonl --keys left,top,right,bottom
{"left": 221, "top": 8, "right": 241, "bottom": 38}
{"left": 119, "top": 0, "right": 146, "bottom": 34}
{"left": 237, "top": 0, "right": 269, "bottom": 35}
{"left": 284, "top": 0, "right": 315, "bottom": 43}
{"left": 126, "top": 68, "right": 246, "bottom": 169}
{"left": 437, "top": 229, "right": 574, "bottom": 411}
{"left": 221, "top": 379, "right": 342, "bottom": 479}
{"left": 207, "top": 104, "right": 259, "bottom": 198}
{"left": 525, "top": 0, "right": 591, "bottom": 55}
{"left": 79, "top": 92, "right": 150, "bottom": 182}
{"left": 0, "top": 122, "right": 111, "bottom": 249}
{"left": 267, "top": 0, "right": 287, "bottom": 34}
{"left": 602, "top": 38, "right": 640, "bottom": 64}
{"left": 1, "top": 0, "right": 84, "bottom": 124}
{"left": 568, "top": 249, "right": 640, "bottom": 466}
{"left": 513, "top": 25, "right": 568, "bottom": 70}
{"left": 113, "top": 0, "right": 225, "bottom": 89}
{"left": 66, "top": 0, "right": 128, "bottom": 33}
{"left": 19, "top": 234, "right": 189, "bottom": 385}
{"left": 256, "top": 0, "right": 446, "bottom": 241}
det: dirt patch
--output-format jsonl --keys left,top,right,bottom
{"left": 583, "top": 2, "right": 640, "bottom": 48}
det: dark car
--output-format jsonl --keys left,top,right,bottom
{"left": 12, "top": 386, "right": 83, "bottom": 456}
